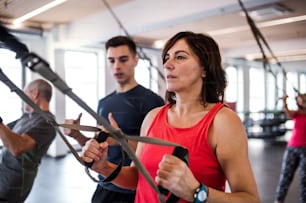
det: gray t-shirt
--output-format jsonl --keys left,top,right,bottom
{"left": 0, "top": 112, "right": 56, "bottom": 203}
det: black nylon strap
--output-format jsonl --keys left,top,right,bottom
{"left": 61, "top": 124, "right": 183, "bottom": 183}
{"left": 166, "top": 195, "right": 180, "bottom": 203}
{"left": 0, "top": 68, "right": 85, "bottom": 165}
{"left": 0, "top": 66, "right": 190, "bottom": 203}
{"left": 0, "top": 69, "right": 124, "bottom": 184}
{"left": 58, "top": 123, "right": 100, "bottom": 132}
{"left": 0, "top": 25, "right": 173, "bottom": 202}
{"left": 84, "top": 131, "right": 124, "bottom": 183}
{"left": 60, "top": 123, "right": 189, "bottom": 187}
{"left": 20, "top": 53, "right": 169, "bottom": 203}
{"left": 103, "top": 149, "right": 124, "bottom": 182}
{"left": 58, "top": 123, "right": 181, "bottom": 147}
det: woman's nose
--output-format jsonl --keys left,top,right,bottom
{"left": 163, "top": 58, "right": 174, "bottom": 69}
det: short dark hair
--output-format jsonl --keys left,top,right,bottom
{"left": 162, "top": 31, "right": 227, "bottom": 106}
{"left": 105, "top": 36, "right": 137, "bottom": 56}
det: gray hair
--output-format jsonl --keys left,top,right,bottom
{"left": 26, "top": 79, "right": 53, "bottom": 102}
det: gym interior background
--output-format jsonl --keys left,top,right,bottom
{"left": 0, "top": 0, "right": 305, "bottom": 202}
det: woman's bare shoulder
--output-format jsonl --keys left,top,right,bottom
{"left": 215, "top": 105, "right": 242, "bottom": 124}
{"left": 147, "top": 106, "right": 164, "bottom": 119}
{"left": 212, "top": 105, "right": 247, "bottom": 143}
{"left": 140, "top": 106, "right": 165, "bottom": 136}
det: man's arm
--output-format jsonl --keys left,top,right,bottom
{"left": 64, "top": 113, "right": 89, "bottom": 146}
{"left": 66, "top": 129, "right": 89, "bottom": 147}
{"left": 0, "top": 122, "right": 36, "bottom": 156}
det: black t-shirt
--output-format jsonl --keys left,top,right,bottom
{"left": 96, "top": 85, "right": 164, "bottom": 192}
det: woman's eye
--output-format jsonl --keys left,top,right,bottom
{"left": 176, "top": 55, "right": 185, "bottom": 60}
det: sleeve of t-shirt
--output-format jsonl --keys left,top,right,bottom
{"left": 25, "top": 121, "right": 56, "bottom": 149}
{"left": 144, "top": 93, "right": 165, "bottom": 113}
{"left": 6, "top": 119, "right": 19, "bottom": 130}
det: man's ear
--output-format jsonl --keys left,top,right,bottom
{"left": 31, "top": 89, "right": 39, "bottom": 100}
{"left": 134, "top": 55, "right": 139, "bottom": 67}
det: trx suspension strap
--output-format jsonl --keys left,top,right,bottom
{"left": 0, "top": 67, "right": 84, "bottom": 165}
{"left": 0, "top": 22, "right": 187, "bottom": 203}
{"left": 0, "top": 66, "right": 186, "bottom": 203}
{"left": 238, "top": 0, "right": 300, "bottom": 96}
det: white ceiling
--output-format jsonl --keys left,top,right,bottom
{"left": 1, "top": 0, "right": 306, "bottom": 69}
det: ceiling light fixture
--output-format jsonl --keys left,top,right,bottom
{"left": 245, "top": 49, "right": 306, "bottom": 62}
{"left": 152, "top": 40, "right": 166, "bottom": 49}
{"left": 208, "top": 14, "right": 306, "bottom": 36}
{"left": 239, "top": 3, "right": 292, "bottom": 21}
{"left": 13, "top": 0, "right": 67, "bottom": 25}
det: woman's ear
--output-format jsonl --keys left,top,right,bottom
{"left": 201, "top": 70, "right": 206, "bottom": 78}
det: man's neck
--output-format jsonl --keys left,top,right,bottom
{"left": 116, "top": 81, "right": 138, "bottom": 93}
{"left": 33, "top": 103, "right": 50, "bottom": 112}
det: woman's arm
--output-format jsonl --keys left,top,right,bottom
{"left": 281, "top": 95, "right": 296, "bottom": 119}
{"left": 208, "top": 107, "right": 260, "bottom": 202}
{"left": 156, "top": 107, "right": 260, "bottom": 203}
{"left": 81, "top": 107, "right": 162, "bottom": 190}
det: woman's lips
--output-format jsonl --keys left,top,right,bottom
{"left": 167, "top": 75, "right": 177, "bottom": 80}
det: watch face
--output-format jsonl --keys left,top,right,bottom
{"left": 198, "top": 190, "right": 207, "bottom": 201}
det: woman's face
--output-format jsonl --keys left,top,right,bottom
{"left": 163, "top": 39, "right": 205, "bottom": 93}
{"left": 297, "top": 94, "right": 306, "bottom": 108}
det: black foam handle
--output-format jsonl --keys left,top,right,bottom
{"left": 158, "top": 146, "right": 189, "bottom": 195}
{"left": 84, "top": 131, "right": 109, "bottom": 168}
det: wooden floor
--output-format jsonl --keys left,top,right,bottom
{"left": 25, "top": 135, "right": 300, "bottom": 203}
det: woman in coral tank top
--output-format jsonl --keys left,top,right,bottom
{"left": 81, "top": 31, "right": 260, "bottom": 203}
{"left": 275, "top": 94, "right": 306, "bottom": 203}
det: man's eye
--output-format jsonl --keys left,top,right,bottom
{"left": 119, "top": 59, "right": 128, "bottom": 63}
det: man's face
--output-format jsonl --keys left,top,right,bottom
{"left": 106, "top": 45, "right": 138, "bottom": 85}
{"left": 23, "top": 87, "right": 33, "bottom": 112}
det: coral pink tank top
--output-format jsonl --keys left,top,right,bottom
{"left": 288, "top": 112, "right": 306, "bottom": 147}
{"left": 136, "top": 103, "right": 226, "bottom": 203}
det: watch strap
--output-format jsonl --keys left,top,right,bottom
{"left": 193, "top": 183, "right": 208, "bottom": 203}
